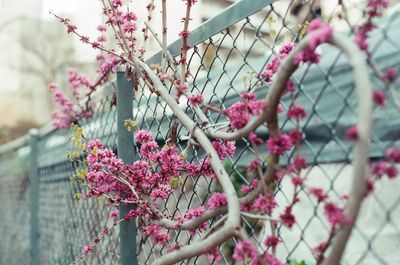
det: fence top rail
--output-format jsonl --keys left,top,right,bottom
{"left": 0, "top": 134, "right": 29, "bottom": 155}
{"left": 145, "top": 0, "right": 275, "bottom": 65}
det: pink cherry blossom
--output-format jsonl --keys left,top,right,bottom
{"left": 373, "top": 90, "right": 386, "bottom": 107}
{"left": 280, "top": 207, "right": 296, "bottom": 228}
{"left": 287, "top": 105, "right": 307, "bottom": 120}
{"left": 387, "top": 147, "right": 400, "bottom": 163}
{"left": 188, "top": 94, "right": 204, "bottom": 106}
{"left": 253, "top": 194, "right": 277, "bottom": 214}
{"left": 232, "top": 240, "right": 258, "bottom": 262}
{"left": 309, "top": 187, "right": 327, "bottom": 203}
{"left": 345, "top": 126, "right": 358, "bottom": 140}
{"left": 207, "top": 192, "right": 227, "bottom": 209}
{"left": 145, "top": 225, "right": 169, "bottom": 245}
{"left": 82, "top": 244, "right": 95, "bottom": 255}
{"left": 264, "top": 236, "right": 282, "bottom": 248}
{"left": 264, "top": 253, "right": 284, "bottom": 265}
{"left": 323, "top": 202, "right": 345, "bottom": 227}
{"left": 135, "top": 130, "right": 154, "bottom": 143}
{"left": 385, "top": 68, "right": 397, "bottom": 82}
{"left": 267, "top": 134, "right": 293, "bottom": 155}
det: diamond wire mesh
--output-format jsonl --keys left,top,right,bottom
{"left": 0, "top": 1, "right": 400, "bottom": 265}
{"left": 134, "top": 1, "right": 400, "bottom": 264}
{"left": 35, "top": 91, "right": 120, "bottom": 265}
{"left": 0, "top": 147, "right": 30, "bottom": 265}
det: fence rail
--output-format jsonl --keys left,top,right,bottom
{"left": 1, "top": 0, "right": 400, "bottom": 264}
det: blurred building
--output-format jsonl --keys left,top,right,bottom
{"left": 0, "top": 0, "right": 75, "bottom": 134}
{"left": 0, "top": 0, "right": 398, "bottom": 133}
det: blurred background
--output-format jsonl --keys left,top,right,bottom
{"left": 0, "top": 0, "right": 398, "bottom": 145}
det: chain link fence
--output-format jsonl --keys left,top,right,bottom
{"left": 1, "top": 0, "right": 400, "bottom": 264}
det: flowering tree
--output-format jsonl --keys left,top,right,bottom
{"left": 48, "top": 1, "right": 399, "bottom": 265}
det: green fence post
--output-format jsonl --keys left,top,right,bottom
{"left": 29, "top": 129, "right": 39, "bottom": 265}
{"left": 117, "top": 68, "right": 138, "bottom": 265}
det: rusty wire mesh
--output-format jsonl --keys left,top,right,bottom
{"left": 1, "top": 0, "right": 400, "bottom": 264}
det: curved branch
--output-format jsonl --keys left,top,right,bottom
{"left": 134, "top": 59, "right": 241, "bottom": 265}
{"left": 321, "top": 33, "right": 372, "bottom": 265}
{"left": 128, "top": 29, "right": 371, "bottom": 265}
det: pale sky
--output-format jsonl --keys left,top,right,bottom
{"left": 41, "top": 0, "right": 80, "bottom": 20}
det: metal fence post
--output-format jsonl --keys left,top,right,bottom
{"left": 117, "top": 68, "right": 138, "bottom": 265}
{"left": 29, "top": 129, "right": 39, "bottom": 265}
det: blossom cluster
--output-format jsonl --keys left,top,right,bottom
{"left": 355, "top": 0, "right": 389, "bottom": 55}
{"left": 294, "top": 19, "right": 332, "bottom": 65}
{"left": 46, "top": 0, "right": 400, "bottom": 263}
{"left": 223, "top": 92, "right": 266, "bottom": 129}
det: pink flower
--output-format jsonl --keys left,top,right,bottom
{"left": 109, "top": 210, "right": 119, "bottom": 220}
{"left": 386, "top": 68, "right": 397, "bottom": 82}
{"left": 279, "top": 43, "right": 295, "bottom": 58}
{"left": 88, "top": 139, "right": 104, "bottom": 150}
{"left": 262, "top": 58, "right": 280, "bottom": 82}
{"left": 294, "top": 50, "right": 320, "bottom": 65}
{"left": 159, "top": 73, "right": 169, "bottom": 81}
{"left": 387, "top": 147, "right": 400, "bottom": 163}
{"left": 280, "top": 207, "right": 296, "bottom": 228}
{"left": 247, "top": 159, "right": 261, "bottom": 173}
{"left": 206, "top": 247, "right": 222, "bottom": 264}
{"left": 151, "top": 186, "right": 172, "bottom": 200}
{"left": 373, "top": 90, "right": 386, "bottom": 107}
{"left": 291, "top": 175, "right": 304, "bottom": 187}
{"left": 286, "top": 80, "right": 296, "bottom": 93}
{"left": 188, "top": 94, "right": 204, "bottom": 106}
{"left": 97, "top": 25, "right": 107, "bottom": 32}
{"left": 249, "top": 132, "right": 264, "bottom": 145}
{"left": 365, "top": 177, "right": 375, "bottom": 197}
{"left": 264, "top": 253, "right": 284, "bottom": 265}
{"left": 207, "top": 192, "right": 227, "bottom": 209}
{"left": 313, "top": 241, "right": 327, "bottom": 255}
{"left": 289, "top": 129, "right": 304, "bottom": 143}
{"left": 135, "top": 130, "right": 153, "bottom": 143}
{"left": 292, "top": 156, "right": 308, "bottom": 170}
{"left": 82, "top": 244, "right": 95, "bottom": 255}
{"left": 367, "top": 0, "right": 389, "bottom": 10}
{"left": 232, "top": 240, "right": 258, "bottom": 262}
{"left": 184, "top": 0, "right": 198, "bottom": 6}
{"left": 253, "top": 194, "right": 277, "bottom": 214}
{"left": 309, "top": 187, "right": 328, "bottom": 203}
{"left": 241, "top": 179, "right": 259, "bottom": 193}
{"left": 97, "top": 54, "right": 119, "bottom": 75}
{"left": 48, "top": 83, "right": 76, "bottom": 129}
{"left": 294, "top": 19, "right": 332, "bottom": 65}
{"left": 111, "top": 0, "right": 123, "bottom": 8}
{"left": 307, "top": 19, "right": 333, "bottom": 50}
{"left": 371, "top": 161, "right": 390, "bottom": 177}
{"left": 140, "top": 141, "right": 158, "bottom": 159}
{"left": 371, "top": 161, "right": 398, "bottom": 179}
{"left": 145, "top": 225, "right": 169, "bottom": 245}
{"left": 323, "top": 202, "right": 345, "bottom": 227}
{"left": 184, "top": 206, "right": 205, "bottom": 219}
{"left": 67, "top": 24, "right": 77, "bottom": 34}
{"left": 123, "top": 22, "right": 137, "bottom": 33}
{"left": 212, "top": 140, "right": 236, "bottom": 160}
{"left": 386, "top": 165, "right": 397, "bottom": 178}
{"left": 227, "top": 102, "right": 249, "bottom": 129}
{"left": 179, "top": 29, "right": 190, "bottom": 39}
{"left": 167, "top": 243, "right": 181, "bottom": 253}
{"left": 97, "top": 35, "right": 107, "bottom": 43}
{"left": 287, "top": 105, "right": 307, "bottom": 120}
{"left": 345, "top": 126, "right": 358, "bottom": 140}
{"left": 267, "top": 134, "right": 293, "bottom": 155}
{"left": 264, "top": 236, "right": 282, "bottom": 248}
